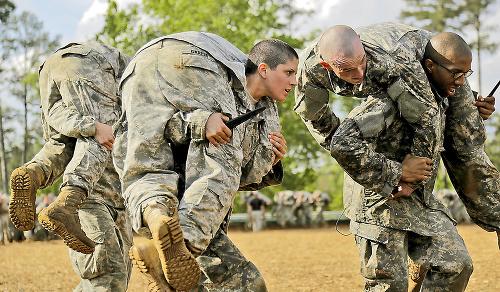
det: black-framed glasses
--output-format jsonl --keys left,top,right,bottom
{"left": 432, "top": 60, "right": 473, "bottom": 79}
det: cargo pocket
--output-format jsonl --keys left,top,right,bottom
{"left": 70, "top": 230, "right": 107, "bottom": 279}
{"left": 350, "top": 221, "right": 391, "bottom": 245}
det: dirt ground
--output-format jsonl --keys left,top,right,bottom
{"left": 0, "top": 223, "right": 498, "bottom": 292}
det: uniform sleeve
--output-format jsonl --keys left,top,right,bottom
{"left": 238, "top": 162, "right": 283, "bottom": 191}
{"left": 386, "top": 50, "right": 440, "bottom": 189}
{"left": 165, "top": 109, "right": 213, "bottom": 144}
{"left": 330, "top": 96, "right": 402, "bottom": 197}
{"left": 441, "top": 82, "right": 500, "bottom": 232}
{"left": 39, "top": 64, "right": 96, "bottom": 138}
{"left": 294, "top": 59, "right": 341, "bottom": 150}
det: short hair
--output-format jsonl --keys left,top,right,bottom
{"left": 424, "top": 32, "right": 472, "bottom": 63}
{"left": 319, "top": 25, "right": 361, "bottom": 62}
{"left": 245, "top": 39, "right": 298, "bottom": 75}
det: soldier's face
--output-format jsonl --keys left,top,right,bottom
{"left": 320, "top": 41, "right": 366, "bottom": 84}
{"left": 331, "top": 53, "right": 366, "bottom": 84}
{"left": 427, "top": 55, "right": 472, "bottom": 97}
{"left": 265, "top": 58, "right": 298, "bottom": 102}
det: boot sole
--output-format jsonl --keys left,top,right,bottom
{"left": 153, "top": 217, "right": 201, "bottom": 291}
{"left": 9, "top": 168, "right": 37, "bottom": 231}
{"left": 129, "top": 243, "right": 172, "bottom": 292}
{"left": 38, "top": 211, "right": 95, "bottom": 254}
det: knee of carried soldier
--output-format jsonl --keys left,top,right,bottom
{"left": 443, "top": 255, "right": 474, "bottom": 276}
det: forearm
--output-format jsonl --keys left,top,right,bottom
{"left": 45, "top": 99, "right": 96, "bottom": 138}
{"left": 294, "top": 85, "right": 340, "bottom": 150}
{"left": 331, "top": 133, "right": 401, "bottom": 196}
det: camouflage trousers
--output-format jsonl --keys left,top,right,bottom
{"left": 353, "top": 212, "right": 473, "bottom": 291}
{"left": 189, "top": 227, "right": 267, "bottom": 292}
{"left": 27, "top": 133, "right": 109, "bottom": 193}
{"left": 70, "top": 199, "right": 133, "bottom": 292}
{"left": 250, "top": 211, "right": 264, "bottom": 232}
{"left": 276, "top": 205, "right": 295, "bottom": 228}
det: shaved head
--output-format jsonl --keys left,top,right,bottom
{"left": 425, "top": 32, "right": 472, "bottom": 63}
{"left": 424, "top": 32, "right": 473, "bottom": 97}
{"left": 319, "top": 25, "right": 363, "bottom": 65}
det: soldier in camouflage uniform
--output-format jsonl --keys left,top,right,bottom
{"left": 330, "top": 32, "right": 475, "bottom": 291}
{"left": 11, "top": 43, "right": 133, "bottom": 291}
{"left": 114, "top": 33, "right": 296, "bottom": 291}
{"left": 312, "top": 190, "right": 332, "bottom": 226}
{"left": 273, "top": 190, "right": 297, "bottom": 228}
{"left": 294, "top": 22, "right": 500, "bottom": 246}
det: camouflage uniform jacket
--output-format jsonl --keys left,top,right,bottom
{"left": 39, "top": 42, "right": 131, "bottom": 140}
{"left": 114, "top": 32, "right": 282, "bottom": 236}
{"left": 330, "top": 90, "right": 454, "bottom": 237}
{"left": 39, "top": 42, "right": 131, "bottom": 207}
{"left": 294, "top": 22, "right": 437, "bottom": 189}
{"left": 441, "top": 82, "right": 500, "bottom": 232}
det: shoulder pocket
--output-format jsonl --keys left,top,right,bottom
{"left": 388, "top": 78, "right": 427, "bottom": 124}
{"left": 352, "top": 96, "right": 392, "bottom": 138}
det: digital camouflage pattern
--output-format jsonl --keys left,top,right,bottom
{"left": 331, "top": 93, "right": 453, "bottom": 230}
{"left": 332, "top": 92, "right": 473, "bottom": 290}
{"left": 114, "top": 32, "right": 283, "bottom": 290}
{"left": 441, "top": 82, "right": 500, "bottom": 232}
{"left": 36, "top": 42, "right": 131, "bottom": 205}
{"left": 191, "top": 227, "right": 267, "bottom": 291}
{"left": 35, "top": 43, "right": 133, "bottom": 291}
{"left": 70, "top": 200, "right": 133, "bottom": 292}
{"left": 294, "top": 22, "right": 500, "bottom": 233}
{"left": 353, "top": 211, "right": 472, "bottom": 291}
{"left": 295, "top": 22, "right": 439, "bottom": 191}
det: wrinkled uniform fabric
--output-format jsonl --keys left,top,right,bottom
{"left": 188, "top": 227, "right": 267, "bottom": 292}
{"left": 32, "top": 42, "right": 131, "bottom": 194}
{"left": 70, "top": 199, "right": 133, "bottom": 292}
{"left": 114, "top": 32, "right": 282, "bottom": 290}
{"left": 294, "top": 23, "right": 436, "bottom": 166}
{"left": 441, "top": 82, "right": 500, "bottom": 231}
{"left": 294, "top": 21, "right": 500, "bottom": 232}
{"left": 35, "top": 43, "right": 133, "bottom": 291}
{"left": 331, "top": 92, "right": 473, "bottom": 291}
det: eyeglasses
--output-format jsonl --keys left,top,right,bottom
{"left": 432, "top": 60, "right": 473, "bottom": 79}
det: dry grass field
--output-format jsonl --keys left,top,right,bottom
{"left": 0, "top": 223, "right": 498, "bottom": 291}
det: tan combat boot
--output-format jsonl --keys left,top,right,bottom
{"left": 38, "top": 186, "right": 95, "bottom": 254}
{"left": 144, "top": 201, "right": 201, "bottom": 291}
{"left": 9, "top": 164, "right": 45, "bottom": 231}
{"left": 130, "top": 240, "right": 175, "bottom": 292}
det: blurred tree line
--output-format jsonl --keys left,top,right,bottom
{"left": 0, "top": 0, "right": 498, "bottom": 213}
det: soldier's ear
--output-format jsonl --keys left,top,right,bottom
{"left": 319, "top": 61, "right": 333, "bottom": 71}
{"left": 424, "top": 59, "right": 434, "bottom": 73}
{"left": 258, "top": 63, "right": 269, "bottom": 78}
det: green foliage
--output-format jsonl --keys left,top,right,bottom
{"left": 400, "top": 0, "right": 499, "bottom": 92}
{"left": 0, "top": 0, "right": 15, "bottom": 23}
{"left": 400, "top": 0, "right": 460, "bottom": 32}
{"left": 96, "top": 0, "right": 310, "bottom": 55}
{"left": 0, "top": 11, "right": 59, "bottom": 190}
{"left": 485, "top": 113, "right": 500, "bottom": 167}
